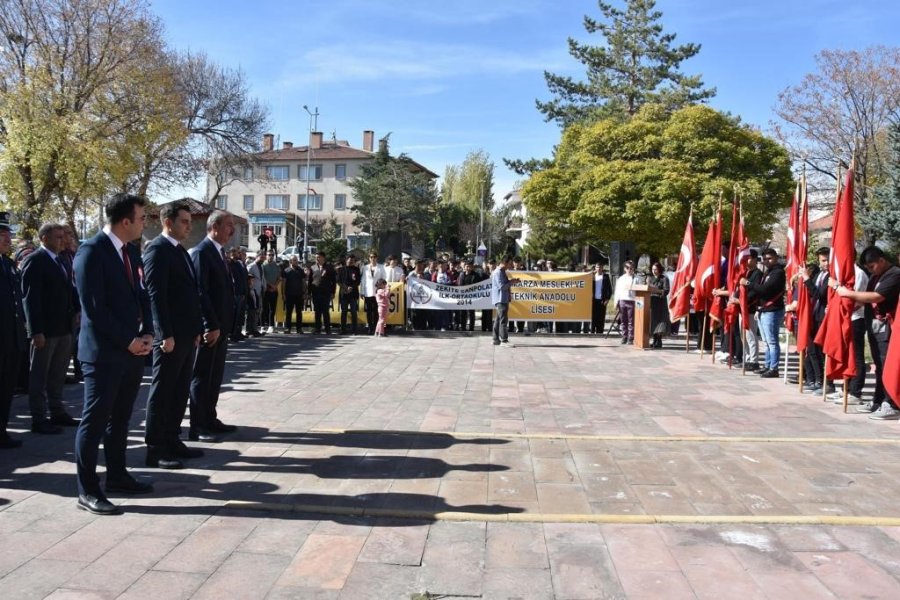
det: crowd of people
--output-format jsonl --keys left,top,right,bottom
{"left": 1, "top": 197, "right": 897, "bottom": 516}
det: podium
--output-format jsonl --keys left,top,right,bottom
{"left": 631, "top": 284, "right": 653, "bottom": 350}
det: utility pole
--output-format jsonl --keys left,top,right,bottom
{"left": 302, "top": 105, "right": 319, "bottom": 263}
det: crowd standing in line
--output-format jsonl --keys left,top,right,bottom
{"left": 0, "top": 203, "right": 897, "bottom": 514}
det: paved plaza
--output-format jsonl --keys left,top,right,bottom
{"left": 2, "top": 331, "right": 900, "bottom": 599}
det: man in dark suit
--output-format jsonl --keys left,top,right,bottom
{"left": 143, "top": 202, "right": 206, "bottom": 469}
{"left": 1, "top": 216, "right": 28, "bottom": 449}
{"left": 73, "top": 194, "right": 154, "bottom": 515}
{"left": 21, "top": 223, "right": 81, "bottom": 434}
{"left": 801, "top": 247, "right": 832, "bottom": 394}
{"left": 308, "top": 251, "right": 336, "bottom": 334}
{"left": 591, "top": 262, "right": 613, "bottom": 334}
{"left": 189, "top": 211, "right": 237, "bottom": 441}
{"left": 229, "top": 247, "right": 249, "bottom": 342}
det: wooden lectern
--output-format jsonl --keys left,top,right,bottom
{"left": 631, "top": 284, "right": 653, "bottom": 350}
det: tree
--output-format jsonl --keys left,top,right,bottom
{"left": 440, "top": 149, "right": 495, "bottom": 254}
{"left": 522, "top": 104, "right": 793, "bottom": 258}
{"left": 314, "top": 215, "right": 347, "bottom": 262}
{"left": 0, "top": 0, "right": 165, "bottom": 234}
{"left": 506, "top": 0, "right": 714, "bottom": 175}
{"left": 860, "top": 121, "right": 900, "bottom": 248}
{"left": 773, "top": 46, "right": 900, "bottom": 244}
{"left": 349, "top": 139, "right": 438, "bottom": 254}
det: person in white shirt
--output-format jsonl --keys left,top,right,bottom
{"left": 360, "top": 251, "right": 387, "bottom": 335}
{"left": 384, "top": 255, "right": 405, "bottom": 283}
{"left": 614, "top": 260, "right": 637, "bottom": 344}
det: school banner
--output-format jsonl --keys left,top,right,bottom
{"left": 272, "top": 282, "right": 405, "bottom": 326}
{"left": 386, "top": 282, "right": 405, "bottom": 325}
{"left": 508, "top": 271, "right": 592, "bottom": 321}
{"left": 405, "top": 276, "right": 494, "bottom": 311}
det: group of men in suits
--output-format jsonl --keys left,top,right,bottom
{"left": 0, "top": 197, "right": 240, "bottom": 515}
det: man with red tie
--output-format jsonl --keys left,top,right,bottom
{"left": 73, "top": 194, "right": 154, "bottom": 515}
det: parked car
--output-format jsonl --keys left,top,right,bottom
{"left": 278, "top": 245, "right": 316, "bottom": 263}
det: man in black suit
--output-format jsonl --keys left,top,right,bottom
{"left": 143, "top": 202, "right": 206, "bottom": 469}
{"left": 21, "top": 223, "right": 81, "bottom": 434}
{"left": 189, "top": 211, "right": 237, "bottom": 441}
{"left": 591, "top": 262, "right": 613, "bottom": 334}
{"left": 308, "top": 251, "right": 336, "bottom": 334}
{"left": 801, "top": 247, "right": 832, "bottom": 394}
{"left": 0, "top": 216, "right": 27, "bottom": 449}
{"left": 229, "top": 247, "right": 249, "bottom": 342}
{"left": 73, "top": 194, "right": 154, "bottom": 515}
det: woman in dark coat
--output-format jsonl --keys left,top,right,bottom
{"left": 648, "top": 262, "right": 671, "bottom": 349}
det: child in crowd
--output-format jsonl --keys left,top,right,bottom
{"left": 374, "top": 278, "right": 389, "bottom": 336}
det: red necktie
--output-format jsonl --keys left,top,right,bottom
{"left": 122, "top": 246, "right": 134, "bottom": 287}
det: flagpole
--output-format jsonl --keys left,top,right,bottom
{"left": 842, "top": 378, "right": 849, "bottom": 414}
{"left": 822, "top": 357, "right": 829, "bottom": 402}
{"left": 798, "top": 349, "right": 805, "bottom": 392}
{"left": 741, "top": 327, "right": 747, "bottom": 375}
{"left": 783, "top": 333, "right": 790, "bottom": 383}
{"left": 699, "top": 311, "right": 708, "bottom": 360}
{"left": 685, "top": 316, "right": 690, "bottom": 352}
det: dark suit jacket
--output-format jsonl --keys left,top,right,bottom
{"left": 21, "top": 247, "right": 79, "bottom": 338}
{"left": 308, "top": 262, "right": 336, "bottom": 297}
{"left": 190, "top": 237, "right": 235, "bottom": 334}
{"left": 805, "top": 269, "right": 829, "bottom": 323}
{"left": 230, "top": 259, "right": 249, "bottom": 296}
{"left": 592, "top": 273, "right": 612, "bottom": 303}
{"left": 143, "top": 236, "right": 204, "bottom": 341}
{"left": 0, "top": 256, "right": 27, "bottom": 355}
{"left": 74, "top": 232, "right": 152, "bottom": 364}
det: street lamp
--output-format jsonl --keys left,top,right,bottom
{"left": 302, "top": 104, "right": 319, "bottom": 263}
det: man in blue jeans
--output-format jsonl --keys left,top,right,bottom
{"left": 491, "top": 256, "right": 521, "bottom": 347}
{"left": 741, "top": 248, "right": 786, "bottom": 378}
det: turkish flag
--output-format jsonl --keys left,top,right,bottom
{"left": 814, "top": 166, "right": 856, "bottom": 379}
{"left": 669, "top": 213, "right": 696, "bottom": 322}
{"left": 696, "top": 211, "right": 722, "bottom": 324}
{"left": 885, "top": 329, "right": 900, "bottom": 403}
{"left": 724, "top": 200, "right": 750, "bottom": 332}
{"left": 785, "top": 182, "right": 800, "bottom": 333}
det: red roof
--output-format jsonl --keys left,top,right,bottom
{"left": 809, "top": 213, "right": 833, "bottom": 231}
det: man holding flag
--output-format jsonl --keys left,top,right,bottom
{"left": 835, "top": 246, "right": 900, "bottom": 419}
{"left": 741, "top": 249, "right": 785, "bottom": 378}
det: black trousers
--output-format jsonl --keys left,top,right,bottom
{"left": 364, "top": 296, "right": 378, "bottom": 334}
{"left": 312, "top": 294, "right": 332, "bottom": 332}
{"left": 805, "top": 320, "right": 824, "bottom": 386}
{"left": 850, "top": 318, "right": 866, "bottom": 396}
{"left": 261, "top": 291, "right": 278, "bottom": 327}
{"left": 189, "top": 337, "right": 229, "bottom": 433}
{"left": 75, "top": 356, "right": 144, "bottom": 496}
{"left": 0, "top": 350, "right": 21, "bottom": 434}
{"left": 340, "top": 295, "right": 359, "bottom": 332}
{"left": 591, "top": 299, "right": 608, "bottom": 333}
{"left": 868, "top": 321, "right": 892, "bottom": 406}
{"left": 145, "top": 337, "right": 196, "bottom": 450}
{"left": 232, "top": 296, "right": 246, "bottom": 337}
{"left": 284, "top": 294, "right": 304, "bottom": 331}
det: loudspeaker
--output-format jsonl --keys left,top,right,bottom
{"left": 610, "top": 241, "right": 635, "bottom": 276}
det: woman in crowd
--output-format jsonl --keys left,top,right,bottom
{"left": 648, "top": 261, "right": 671, "bottom": 348}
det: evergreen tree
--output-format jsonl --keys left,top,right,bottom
{"left": 860, "top": 122, "right": 900, "bottom": 248}
{"left": 537, "top": 0, "right": 714, "bottom": 127}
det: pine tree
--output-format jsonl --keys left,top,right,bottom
{"left": 537, "top": 0, "right": 714, "bottom": 127}
{"left": 860, "top": 122, "right": 900, "bottom": 248}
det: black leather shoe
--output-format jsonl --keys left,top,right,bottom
{"left": 0, "top": 433, "right": 23, "bottom": 449}
{"left": 757, "top": 368, "right": 771, "bottom": 376}
{"left": 105, "top": 476, "right": 154, "bottom": 494}
{"left": 31, "top": 419, "right": 63, "bottom": 434}
{"left": 744, "top": 363, "right": 760, "bottom": 372}
{"left": 50, "top": 413, "right": 80, "bottom": 427}
{"left": 172, "top": 444, "right": 204, "bottom": 459}
{"left": 188, "top": 430, "right": 220, "bottom": 443}
{"left": 760, "top": 370, "right": 780, "bottom": 379}
{"left": 77, "top": 494, "right": 120, "bottom": 515}
{"left": 209, "top": 420, "right": 237, "bottom": 433}
{"left": 145, "top": 451, "right": 183, "bottom": 470}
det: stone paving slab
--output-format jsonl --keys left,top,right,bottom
{"left": 2, "top": 332, "right": 900, "bottom": 598}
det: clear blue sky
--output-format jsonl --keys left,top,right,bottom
{"left": 151, "top": 0, "right": 900, "bottom": 203}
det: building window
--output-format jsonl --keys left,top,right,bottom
{"left": 265, "top": 194, "right": 289, "bottom": 210}
{"left": 215, "top": 195, "right": 227, "bottom": 210}
{"left": 334, "top": 194, "right": 346, "bottom": 210}
{"left": 243, "top": 195, "right": 254, "bottom": 210}
{"left": 297, "top": 194, "right": 323, "bottom": 211}
{"left": 298, "top": 164, "right": 323, "bottom": 181}
{"left": 334, "top": 224, "right": 344, "bottom": 238}
{"left": 266, "top": 165, "right": 289, "bottom": 181}
{"left": 253, "top": 224, "right": 283, "bottom": 236}
{"left": 240, "top": 228, "right": 249, "bottom": 247}
{"left": 243, "top": 166, "right": 254, "bottom": 180}
{"left": 335, "top": 164, "right": 347, "bottom": 180}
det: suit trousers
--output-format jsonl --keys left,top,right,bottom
{"left": 232, "top": 296, "right": 247, "bottom": 337}
{"left": 75, "top": 357, "right": 144, "bottom": 496}
{"left": 364, "top": 296, "right": 378, "bottom": 334}
{"left": 619, "top": 301, "right": 635, "bottom": 342}
{"left": 190, "top": 337, "right": 229, "bottom": 432}
{"left": 0, "top": 350, "right": 21, "bottom": 432}
{"left": 312, "top": 293, "right": 332, "bottom": 332}
{"left": 28, "top": 333, "right": 73, "bottom": 420}
{"left": 262, "top": 291, "right": 278, "bottom": 327}
{"left": 284, "top": 294, "right": 304, "bottom": 332}
{"left": 591, "top": 299, "right": 608, "bottom": 333}
{"left": 145, "top": 338, "right": 196, "bottom": 450}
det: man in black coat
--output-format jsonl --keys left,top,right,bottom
{"left": 189, "top": 211, "right": 237, "bottom": 441}
{"left": 0, "top": 217, "right": 27, "bottom": 448}
{"left": 229, "top": 247, "right": 249, "bottom": 342}
{"left": 337, "top": 255, "right": 361, "bottom": 334}
{"left": 590, "top": 263, "right": 613, "bottom": 334}
{"left": 801, "top": 248, "right": 831, "bottom": 393}
{"left": 308, "top": 252, "right": 336, "bottom": 334}
{"left": 143, "top": 202, "right": 206, "bottom": 469}
{"left": 21, "top": 223, "right": 80, "bottom": 433}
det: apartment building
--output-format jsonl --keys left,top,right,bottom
{"left": 207, "top": 130, "right": 434, "bottom": 254}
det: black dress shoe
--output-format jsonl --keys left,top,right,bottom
{"left": 31, "top": 419, "right": 63, "bottom": 434}
{"left": 757, "top": 368, "right": 771, "bottom": 376}
{"left": 172, "top": 444, "right": 204, "bottom": 459}
{"left": 188, "top": 430, "right": 220, "bottom": 443}
{"left": 50, "top": 413, "right": 80, "bottom": 427}
{"left": 209, "top": 420, "right": 237, "bottom": 433}
{"left": 105, "top": 476, "right": 154, "bottom": 494}
{"left": 760, "top": 370, "right": 780, "bottom": 379}
{"left": 0, "top": 433, "right": 23, "bottom": 449}
{"left": 77, "top": 494, "right": 120, "bottom": 515}
{"left": 145, "top": 451, "right": 183, "bottom": 470}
